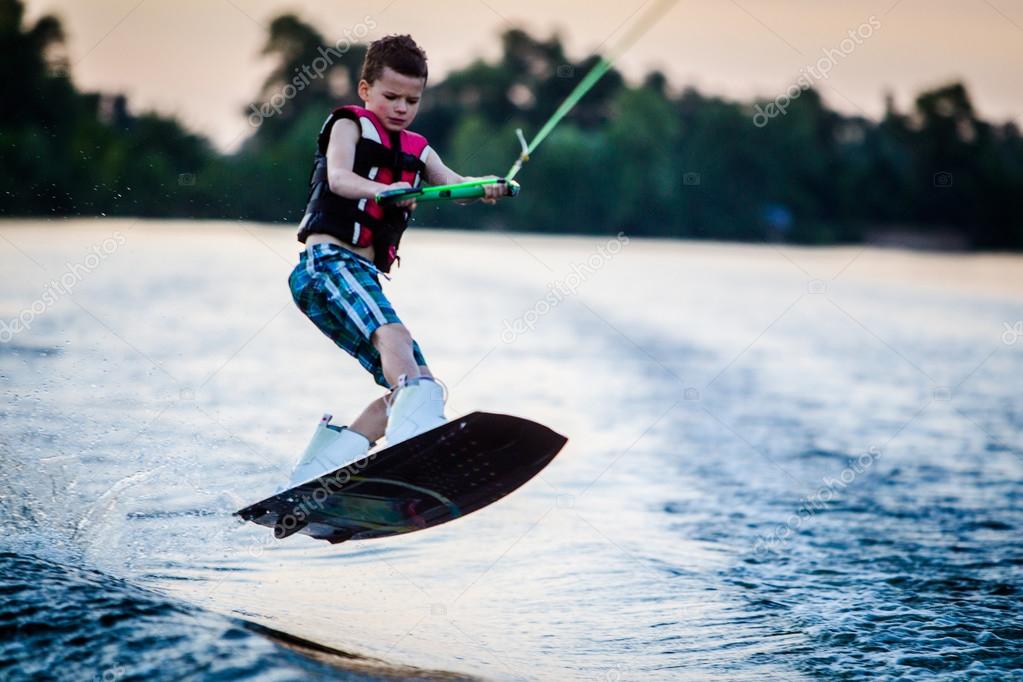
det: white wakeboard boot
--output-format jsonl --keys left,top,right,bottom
{"left": 287, "top": 414, "right": 371, "bottom": 487}
{"left": 384, "top": 374, "right": 448, "bottom": 446}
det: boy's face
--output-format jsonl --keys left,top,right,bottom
{"left": 358, "top": 66, "right": 425, "bottom": 132}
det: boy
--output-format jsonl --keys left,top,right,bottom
{"left": 285, "top": 34, "right": 507, "bottom": 486}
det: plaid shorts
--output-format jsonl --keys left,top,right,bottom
{"left": 288, "top": 242, "right": 427, "bottom": 388}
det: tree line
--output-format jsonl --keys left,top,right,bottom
{"left": 2, "top": 0, "right": 1020, "bottom": 249}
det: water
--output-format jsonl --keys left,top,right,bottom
{"left": 0, "top": 549, "right": 385, "bottom": 680}
{"left": 1, "top": 219, "right": 1021, "bottom": 680}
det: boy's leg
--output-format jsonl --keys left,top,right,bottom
{"left": 286, "top": 247, "right": 441, "bottom": 482}
{"left": 371, "top": 323, "right": 422, "bottom": 389}
{"left": 348, "top": 395, "right": 389, "bottom": 444}
{"left": 374, "top": 329, "right": 446, "bottom": 443}
{"left": 371, "top": 324, "right": 445, "bottom": 441}
{"left": 349, "top": 364, "right": 433, "bottom": 444}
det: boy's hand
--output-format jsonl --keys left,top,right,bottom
{"left": 384, "top": 181, "right": 417, "bottom": 210}
{"left": 475, "top": 175, "right": 505, "bottom": 205}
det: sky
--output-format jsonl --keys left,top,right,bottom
{"left": 23, "top": 0, "right": 1023, "bottom": 152}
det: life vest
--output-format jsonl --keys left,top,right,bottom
{"left": 296, "top": 104, "right": 431, "bottom": 273}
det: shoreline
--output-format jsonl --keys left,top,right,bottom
{"left": 3, "top": 217, "right": 1020, "bottom": 300}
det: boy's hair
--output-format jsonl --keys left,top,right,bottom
{"left": 361, "top": 35, "right": 428, "bottom": 85}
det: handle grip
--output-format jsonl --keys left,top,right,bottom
{"left": 376, "top": 178, "right": 520, "bottom": 205}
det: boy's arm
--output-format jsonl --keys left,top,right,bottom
{"left": 423, "top": 147, "right": 463, "bottom": 187}
{"left": 423, "top": 148, "right": 503, "bottom": 205}
{"left": 326, "top": 119, "right": 411, "bottom": 201}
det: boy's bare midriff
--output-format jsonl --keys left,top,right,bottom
{"left": 305, "top": 232, "right": 375, "bottom": 263}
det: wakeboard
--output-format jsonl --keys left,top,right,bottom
{"left": 235, "top": 412, "right": 567, "bottom": 544}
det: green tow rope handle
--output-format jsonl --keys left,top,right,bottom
{"left": 376, "top": 177, "right": 520, "bottom": 205}
{"left": 378, "top": 0, "right": 675, "bottom": 204}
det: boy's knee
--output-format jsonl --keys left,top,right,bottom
{"left": 371, "top": 323, "right": 413, "bottom": 353}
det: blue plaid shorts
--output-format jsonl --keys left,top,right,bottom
{"left": 288, "top": 242, "right": 427, "bottom": 388}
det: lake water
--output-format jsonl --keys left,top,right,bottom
{"left": 2, "top": 219, "right": 1022, "bottom": 680}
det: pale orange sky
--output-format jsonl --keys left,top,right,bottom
{"left": 24, "top": 0, "right": 1023, "bottom": 151}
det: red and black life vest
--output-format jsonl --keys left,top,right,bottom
{"left": 296, "top": 105, "right": 431, "bottom": 273}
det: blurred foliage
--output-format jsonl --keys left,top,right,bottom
{"left": 2, "top": 0, "right": 1021, "bottom": 249}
